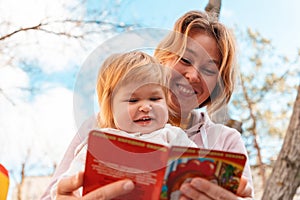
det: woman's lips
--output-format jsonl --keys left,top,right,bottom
{"left": 176, "top": 83, "right": 198, "bottom": 97}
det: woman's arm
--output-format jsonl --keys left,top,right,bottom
{"left": 40, "top": 116, "right": 96, "bottom": 200}
{"left": 40, "top": 134, "right": 84, "bottom": 200}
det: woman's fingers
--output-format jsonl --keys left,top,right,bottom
{"left": 180, "top": 177, "right": 238, "bottom": 200}
{"left": 57, "top": 172, "right": 135, "bottom": 200}
{"left": 180, "top": 181, "right": 211, "bottom": 200}
{"left": 83, "top": 179, "right": 135, "bottom": 200}
{"left": 57, "top": 172, "right": 84, "bottom": 196}
{"left": 190, "top": 178, "right": 238, "bottom": 200}
{"left": 236, "top": 176, "right": 253, "bottom": 198}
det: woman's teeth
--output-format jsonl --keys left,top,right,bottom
{"left": 178, "top": 85, "right": 195, "bottom": 95}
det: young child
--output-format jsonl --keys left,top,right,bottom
{"left": 95, "top": 51, "right": 196, "bottom": 146}
{"left": 50, "top": 51, "right": 196, "bottom": 198}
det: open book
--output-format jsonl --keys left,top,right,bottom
{"left": 83, "top": 129, "right": 246, "bottom": 200}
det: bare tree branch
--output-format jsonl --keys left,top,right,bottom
{"left": 0, "top": 23, "right": 43, "bottom": 41}
{"left": 240, "top": 72, "right": 266, "bottom": 187}
{"left": 0, "top": 88, "right": 15, "bottom": 106}
{"left": 0, "top": 19, "right": 135, "bottom": 41}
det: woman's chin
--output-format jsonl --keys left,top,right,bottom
{"left": 172, "top": 99, "right": 197, "bottom": 116}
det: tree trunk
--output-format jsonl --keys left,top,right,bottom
{"left": 262, "top": 84, "right": 300, "bottom": 199}
{"left": 205, "top": 0, "right": 221, "bottom": 20}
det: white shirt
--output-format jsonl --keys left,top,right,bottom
{"left": 50, "top": 124, "right": 196, "bottom": 199}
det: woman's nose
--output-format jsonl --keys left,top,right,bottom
{"left": 138, "top": 103, "right": 152, "bottom": 112}
{"left": 185, "top": 68, "right": 201, "bottom": 83}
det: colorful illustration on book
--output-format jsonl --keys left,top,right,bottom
{"left": 160, "top": 155, "right": 245, "bottom": 200}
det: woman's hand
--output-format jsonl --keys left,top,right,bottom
{"left": 56, "top": 172, "right": 135, "bottom": 200}
{"left": 179, "top": 176, "right": 253, "bottom": 200}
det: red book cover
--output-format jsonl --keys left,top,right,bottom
{"left": 83, "top": 130, "right": 170, "bottom": 200}
{"left": 83, "top": 130, "right": 247, "bottom": 200}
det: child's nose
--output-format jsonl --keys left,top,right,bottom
{"left": 138, "top": 103, "right": 152, "bottom": 112}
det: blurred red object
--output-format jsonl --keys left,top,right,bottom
{"left": 0, "top": 164, "right": 9, "bottom": 200}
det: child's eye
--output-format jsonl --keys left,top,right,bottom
{"left": 128, "top": 99, "right": 138, "bottom": 103}
{"left": 149, "top": 97, "right": 162, "bottom": 101}
{"left": 180, "top": 57, "right": 192, "bottom": 65}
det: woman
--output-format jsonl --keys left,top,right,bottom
{"left": 41, "top": 10, "right": 254, "bottom": 200}
{"left": 155, "top": 10, "right": 253, "bottom": 199}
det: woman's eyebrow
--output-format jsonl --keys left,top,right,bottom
{"left": 185, "top": 47, "right": 197, "bottom": 57}
{"left": 186, "top": 47, "right": 220, "bottom": 67}
{"left": 208, "top": 59, "right": 220, "bottom": 67}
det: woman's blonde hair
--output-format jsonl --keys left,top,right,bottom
{"left": 96, "top": 51, "right": 170, "bottom": 128}
{"left": 154, "top": 10, "right": 236, "bottom": 115}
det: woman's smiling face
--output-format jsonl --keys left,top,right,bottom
{"left": 169, "top": 30, "right": 221, "bottom": 117}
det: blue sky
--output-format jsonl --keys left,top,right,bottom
{"left": 222, "top": 0, "right": 300, "bottom": 55}
{"left": 111, "top": 0, "right": 300, "bottom": 56}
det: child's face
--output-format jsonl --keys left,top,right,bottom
{"left": 112, "top": 83, "right": 169, "bottom": 134}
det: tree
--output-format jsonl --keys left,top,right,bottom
{"left": 262, "top": 84, "right": 300, "bottom": 199}
{"left": 231, "top": 28, "right": 299, "bottom": 189}
{"left": 205, "top": 0, "right": 221, "bottom": 19}
{"left": 205, "top": 2, "right": 300, "bottom": 198}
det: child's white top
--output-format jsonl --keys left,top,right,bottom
{"left": 50, "top": 124, "right": 196, "bottom": 199}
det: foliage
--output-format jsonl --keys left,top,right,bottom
{"left": 232, "top": 27, "right": 299, "bottom": 141}
{"left": 229, "top": 27, "right": 299, "bottom": 187}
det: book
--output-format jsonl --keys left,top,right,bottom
{"left": 83, "top": 129, "right": 247, "bottom": 200}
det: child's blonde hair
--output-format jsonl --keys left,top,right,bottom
{"left": 154, "top": 10, "right": 237, "bottom": 116}
{"left": 96, "top": 51, "right": 170, "bottom": 128}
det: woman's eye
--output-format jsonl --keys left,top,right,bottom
{"left": 201, "top": 68, "right": 218, "bottom": 76}
{"left": 180, "top": 57, "right": 192, "bottom": 65}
